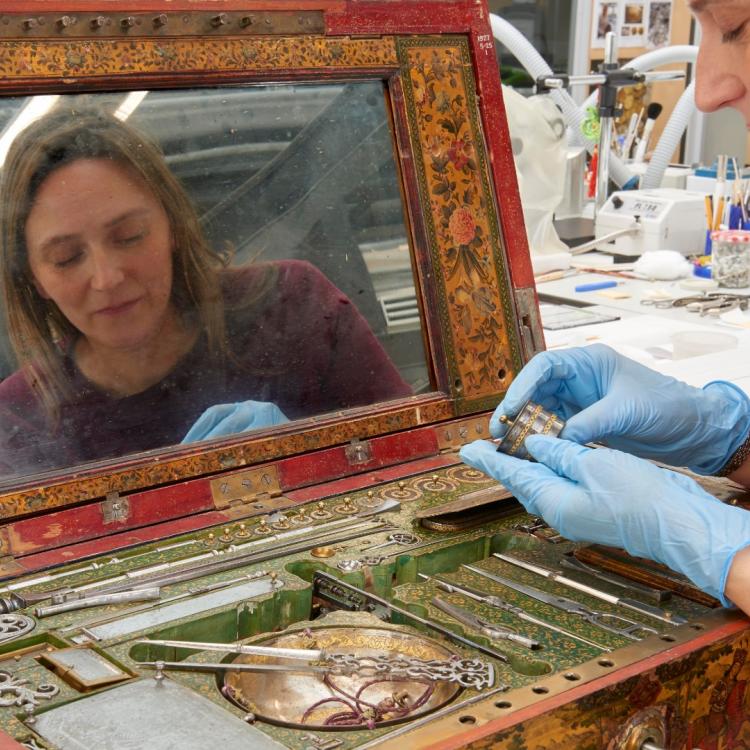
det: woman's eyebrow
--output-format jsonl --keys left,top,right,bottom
{"left": 36, "top": 208, "right": 151, "bottom": 254}
{"left": 103, "top": 207, "right": 150, "bottom": 229}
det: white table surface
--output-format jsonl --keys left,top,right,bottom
{"left": 534, "top": 253, "right": 750, "bottom": 394}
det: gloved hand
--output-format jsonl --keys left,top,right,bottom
{"left": 182, "top": 400, "right": 289, "bottom": 444}
{"left": 460, "top": 436, "right": 750, "bottom": 605}
{"left": 491, "top": 344, "right": 750, "bottom": 475}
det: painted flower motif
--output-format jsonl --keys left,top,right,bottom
{"left": 448, "top": 139, "right": 471, "bottom": 170}
{"left": 427, "top": 135, "right": 444, "bottom": 158}
{"left": 449, "top": 207, "right": 476, "bottom": 246}
{"left": 434, "top": 90, "right": 451, "bottom": 113}
{"left": 411, "top": 75, "right": 426, "bottom": 104}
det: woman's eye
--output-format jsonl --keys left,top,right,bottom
{"left": 114, "top": 230, "right": 146, "bottom": 246}
{"left": 53, "top": 251, "right": 83, "bottom": 269}
{"left": 722, "top": 21, "right": 748, "bottom": 43}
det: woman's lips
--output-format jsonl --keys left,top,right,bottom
{"left": 95, "top": 298, "right": 140, "bottom": 316}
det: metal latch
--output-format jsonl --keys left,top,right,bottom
{"left": 101, "top": 492, "right": 130, "bottom": 524}
{"left": 344, "top": 439, "right": 372, "bottom": 466}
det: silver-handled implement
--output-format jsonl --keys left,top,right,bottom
{"left": 493, "top": 553, "right": 686, "bottom": 626}
{"left": 34, "top": 588, "right": 161, "bottom": 618}
{"left": 462, "top": 564, "right": 657, "bottom": 641}
{"left": 420, "top": 574, "right": 610, "bottom": 651}
{"left": 559, "top": 554, "right": 671, "bottom": 603}
{"left": 364, "top": 533, "right": 420, "bottom": 552}
{"left": 431, "top": 596, "right": 541, "bottom": 650}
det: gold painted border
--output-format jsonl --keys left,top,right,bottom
{"left": 0, "top": 35, "right": 398, "bottom": 79}
{"left": 397, "top": 36, "right": 522, "bottom": 411}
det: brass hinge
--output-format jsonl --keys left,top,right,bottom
{"left": 436, "top": 416, "right": 490, "bottom": 453}
{"left": 210, "top": 465, "right": 284, "bottom": 511}
{"left": 101, "top": 492, "right": 130, "bottom": 524}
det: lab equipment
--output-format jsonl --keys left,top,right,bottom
{"left": 632, "top": 102, "right": 663, "bottom": 164}
{"left": 574, "top": 280, "right": 619, "bottom": 292}
{"left": 488, "top": 344, "right": 750, "bottom": 476}
{"left": 595, "top": 188, "right": 709, "bottom": 257}
{"left": 710, "top": 230, "right": 750, "bottom": 288}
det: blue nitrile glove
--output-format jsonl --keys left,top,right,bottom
{"left": 491, "top": 344, "right": 750, "bottom": 475}
{"left": 182, "top": 401, "right": 289, "bottom": 444}
{"left": 460, "top": 436, "right": 750, "bottom": 605}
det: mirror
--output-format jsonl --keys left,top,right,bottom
{"left": 0, "top": 83, "right": 431, "bottom": 483}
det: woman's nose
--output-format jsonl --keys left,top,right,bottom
{"left": 88, "top": 249, "right": 125, "bottom": 291}
{"left": 695, "top": 38, "right": 746, "bottom": 114}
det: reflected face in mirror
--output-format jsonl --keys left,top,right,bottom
{"left": 0, "top": 97, "right": 423, "bottom": 480}
{"left": 25, "top": 158, "right": 179, "bottom": 362}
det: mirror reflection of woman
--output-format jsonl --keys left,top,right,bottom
{"left": 0, "top": 110, "right": 411, "bottom": 476}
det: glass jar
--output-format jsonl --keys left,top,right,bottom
{"left": 711, "top": 229, "right": 750, "bottom": 288}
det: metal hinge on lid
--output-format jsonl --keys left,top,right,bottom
{"left": 436, "top": 416, "right": 490, "bottom": 453}
{"left": 210, "top": 465, "right": 284, "bottom": 511}
{"left": 101, "top": 492, "right": 130, "bottom": 524}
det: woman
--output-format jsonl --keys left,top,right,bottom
{"left": 0, "top": 109, "right": 411, "bottom": 476}
{"left": 462, "top": 0, "right": 750, "bottom": 618}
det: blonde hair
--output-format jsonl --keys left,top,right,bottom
{"left": 0, "top": 109, "right": 227, "bottom": 422}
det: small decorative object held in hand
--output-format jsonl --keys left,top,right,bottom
{"left": 495, "top": 401, "right": 565, "bottom": 460}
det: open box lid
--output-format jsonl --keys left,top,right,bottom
{"left": 0, "top": 0, "right": 543, "bottom": 571}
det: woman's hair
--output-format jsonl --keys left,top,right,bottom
{"left": 0, "top": 108, "right": 227, "bottom": 421}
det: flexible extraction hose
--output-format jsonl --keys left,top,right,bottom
{"left": 490, "top": 13, "right": 699, "bottom": 190}
{"left": 576, "top": 45, "right": 698, "bottom": 190}
{"left": 641, "top": 81, "right": 696, "bottom": 189}
{"left": 489, "top": 13, "right": 633, "bottom": 188}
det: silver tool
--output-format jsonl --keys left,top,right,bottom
{"left": 313, "top": 571, "right": 512, "bottom": 668}
{"left": 337, "top": 535, "right": 466, "bottom": 571}
{"left": 364, "top": 532, "right": 420, "bottom": 551}
{"left": 25, "top": 519, "right": 392, "bottom": 607}
{"left": 34, "top": 588, "right": 161, "bottom": 618}
{"left": 61, "top": 571, "right": 273, "bottom": 634}
{"left": 420, "top": 574, "right": 610, "bottom": 651}
{"left": 559, "top": 554, "right": 671, "bottom": 603}
{"left": 0, "top": 670, "right": 59, "bottom": 709}
{"left": 493, "top": 553, "right": 686, "bottom": 626}
{"left": 136, "top": 639, "right": 323, "bottom": 661}
{"left": 431, "top": 597, "right": 540, "bottom": 650}
{"left": 137, "top": 653, "right": 494, "bottom": 689}
{"left": 15, "top": 502, "right": 400, "bottom": 608}
{"left": 463, "top": 564, "right": 656, "bottom": 641}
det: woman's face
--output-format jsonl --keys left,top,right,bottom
{"left": 25, "top": 158, "right": 175, "bottom": 354}
{"left": 691, "top": 0, "right": 750, "bottom": 123}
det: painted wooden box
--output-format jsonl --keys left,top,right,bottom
{"left": 0, "top": 2, "right": 745, "bottom": 749}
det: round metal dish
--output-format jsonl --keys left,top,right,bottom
{"left": 221, "top": 626, "right": 461, "bottom": 730}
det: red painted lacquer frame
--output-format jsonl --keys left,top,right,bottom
{"left": 0, "top": 1, "right": 539, "bottom": 552}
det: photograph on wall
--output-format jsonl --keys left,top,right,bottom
{"left": 592, "top": 0, "right": 620, "bottom": 47}
{"left": 620, "top": 1, "right": 646, "bottom": 46}
{"left": 647, "top": 0, "right": 673, "bottom": 48}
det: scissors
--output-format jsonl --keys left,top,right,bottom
{"left": 462, "top": 564, "right": 658, "bottom": 641}
{"left": 431, "top": 596, "right": 541, "bottom": 650}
